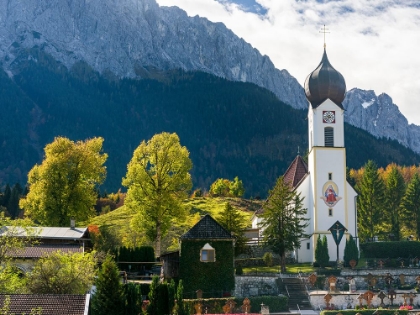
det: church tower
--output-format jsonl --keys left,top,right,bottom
{"left": 251, "top": 45, "right": 358, "bottom": 263}
{"left": 294, "top": 47, "right": 358, "bottom": 263}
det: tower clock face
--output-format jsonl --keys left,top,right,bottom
{"left": 323, "top": 111, "right": 335, "bottom": 123}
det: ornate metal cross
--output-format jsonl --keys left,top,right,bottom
{"left": 319, "top": 25, "right": 330, "bottom": 48}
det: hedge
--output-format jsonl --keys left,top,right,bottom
{"left": 184, "top": 295, "right": 288, "bottom": 313}
{"left": 360, "top": 241, "right": 420, "bottom": 259}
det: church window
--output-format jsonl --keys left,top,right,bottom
{"left": 329, "top": 208, "right": 333, "bottom": 216}
{"left": 328, "top": 173, "right": 332, "bottom": 180}
{"left": 200, "top": 243, "right": 215, "bottom": 262}
{"left": 306, "top": 243, "right": 310, "bottom": 250}
{"left": 324, "top": 127, "right": 334, "bottom": 147}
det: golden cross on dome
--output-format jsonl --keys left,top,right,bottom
{"left": 319, "top": 25, "right": 330, "bottom": 48}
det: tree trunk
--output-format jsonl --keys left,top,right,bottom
{"left": 156, "top": 222, "right": 161, "bottom": 258}
{"left": 280, "top": 252, "right": 286, "bottom": 273}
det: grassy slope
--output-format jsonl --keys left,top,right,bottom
{"left": 86, "top": 197, "right": 260, "bottom": 246}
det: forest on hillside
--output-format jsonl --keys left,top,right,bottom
{"left": 0, "top": 48, "right": 419, "bottom": 197}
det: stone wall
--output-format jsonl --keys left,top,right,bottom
{"left": 234, "top": 276, "right": 278, "bottom": 298}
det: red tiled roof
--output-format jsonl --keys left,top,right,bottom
{"left": 254, "top": 156, "right": 308, "bottom": 218}
{"left": 10, "top": 245, "right": 83, "bottom": 258}
{"left": 0, "top": 294, "right": 89, "bottom": 315}
{"left": 283, "top": 155, "right": 308, "bottom": 188}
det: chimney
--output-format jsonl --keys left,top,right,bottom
{"left": 70, "top": 219, "right": 75, "bottom": 229}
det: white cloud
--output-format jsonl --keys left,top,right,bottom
{"left": 156, "top": 0, "right": 420, "bottom": 125}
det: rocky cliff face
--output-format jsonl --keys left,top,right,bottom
{"left": 0, "top": 0, "right": 306, "bottom": 109}
{"left": 0, "top": 0, "right": 418, "bottom": 154}
{"left": 343, "top": 88, "right": 420, "bottom": 154}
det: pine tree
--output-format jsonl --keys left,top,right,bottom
{"left": 124, "top": 283, "right": 142, "bottom": 315}
{"left": 315, "top": 235, "right": 323, "bottom": 267}
{"left": 315, "top": 235, "right": 329, "bottom": 268}
{"left": 321, "top": 236, "right": 330, "bottom": 267}
{"left": 260, "top": 176, "right": 308, "bottom": 272}
{"left": 217, "top": 202, "right": 247, "bottom": 255}
{"left": 402, "top": 173, "right": 420, "bottom": 239}
{"left": 356, "top": 160, "right": 386, "bottom": 242}
{"left": 91, "top": 256, "right": 125, "bottom": 315}
{"left": 384, "top": 166, "right": 406, "bottom": 240}
{"left": 343, "top": 235, "right": 359, "bottom": 266}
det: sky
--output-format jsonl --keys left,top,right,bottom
{"left": 156, "top": 0, "right": 420, "bottom": 125}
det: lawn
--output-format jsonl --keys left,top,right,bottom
{"left": 242, "top": 263, "right": 315, "bottom": 275}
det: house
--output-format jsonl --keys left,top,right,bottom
{"left": 0, "top": 225, "right": 90, "bottom": 272}
{"left": 0, "top": 294, "right": 90, "bottom": 315}
{"left": 179, "top": 215, "right": 235, "bottom": 298}
{"left": 252, "top": 46, "right": 358, "bottom": 263}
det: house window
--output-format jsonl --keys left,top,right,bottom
{"left": 328, "top": 173, "right": 332, "bottom": 180}
{"left": 200, "top": 243, "right": 215, "bottom": 262}
{"left": 324, "top": 127, "right": 334, "bottom": 147}
{"left": 306, "top": 243, "right": 310, "bottom": 250}
{"left": 329, "top": 208, "right": 333, "bottom": 216}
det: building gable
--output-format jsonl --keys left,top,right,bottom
{"left": 180, "top": 215, "right": 233, "bottom": 240}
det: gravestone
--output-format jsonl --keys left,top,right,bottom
{"left": 308, "top": 273, "right": 317, "bottom": 287}
{"left": 350, "top": 278, "right": 356, "bottom": 293}
{"left": 328, "top": 276, "right": 338, "bottom": 293}
{"left": 241, "top": 298, "right": 251, "bottom": 314}
{"left": 377, "top": 291, "right": 386, "bottom": 307}
{"left": 196, "top": 289, "right": 203, "bottom": 299}
{"left": 195, "top": 302, "right": 203, "bottom": 315}
{"left": 324, "top": 293, "right": 333, "bottom": 308}
{"left": 261, "top": 303, "right": 269, "bottom": 315}
{"left": 399, "top": 274, "right": 405, "bottom": 285}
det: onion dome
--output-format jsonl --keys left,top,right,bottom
{"left": 304, "top": 48, "right": 346, "bottom": 108}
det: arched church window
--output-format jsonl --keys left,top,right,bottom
{"left": 324, "top": 127, "right": 334, "bottom": 147}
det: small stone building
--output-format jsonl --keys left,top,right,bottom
{"left": 179, "top": 215, "right": 235, "bottom": 298}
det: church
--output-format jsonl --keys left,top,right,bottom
{"left": 252, "top": 45, "right": 358, "bottom": 263}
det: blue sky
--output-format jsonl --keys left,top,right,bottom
{"left": 157, "top": 0, "right": 420, "bottom": 125}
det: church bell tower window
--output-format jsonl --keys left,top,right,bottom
{"left": 324, "top": 127, "right": 334, "bottom": 147}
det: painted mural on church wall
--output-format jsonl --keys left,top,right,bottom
{"left": 320, "top": 181, "right": 342, "bottom": 207}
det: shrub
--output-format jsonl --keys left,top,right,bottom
{"left": 263, "top": 252, "right": 273, "bottom": 267}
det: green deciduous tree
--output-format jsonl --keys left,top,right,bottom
{"left": 229, "top": 176, "right": 245, "bottom": 197}
{"left": 91, "top": 255, "right": 125, "bottom": 315}
{"left": 384, "top": 166, "right": 406, "bottom": 240}
{"left": 259, "top": 176, "right": 308, "bottom": 272}
{"left": 356, "top": 160, "right": 386, "bottom": 242}
{"left": 27, "top": 251, "right": 96, "bottom": 294}
{"left": 20, "top": 137, "right": 107, "bottom": 226}
{"left": 209, "top": 178, "right": 230, "bottom": 196}
{"left": 402, "top": 173, "right": 420, "bottom": 240}
{"left": 122, "top": 132, "right": 192, "bottom": 257}
{"left": 209, "top": 177, "right": 245, "bottom": 197}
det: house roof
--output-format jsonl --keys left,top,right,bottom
{"left": 0, "top": 226, "right": 89, "bottom": 240}
{"left": 283, "top": 155, "right": 308, "bottom": 189}
{"left": 0, "top": 294, "right": 90, "bottom": 315}
{"left": 10, "top": 244, "right": 83, "bottom": 258}
{"left": 180, "top": 215, "right": 233, "bottom": 240}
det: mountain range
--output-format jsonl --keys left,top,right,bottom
{"left": 0, "top": 0, "right": 419, "bottom": 197}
